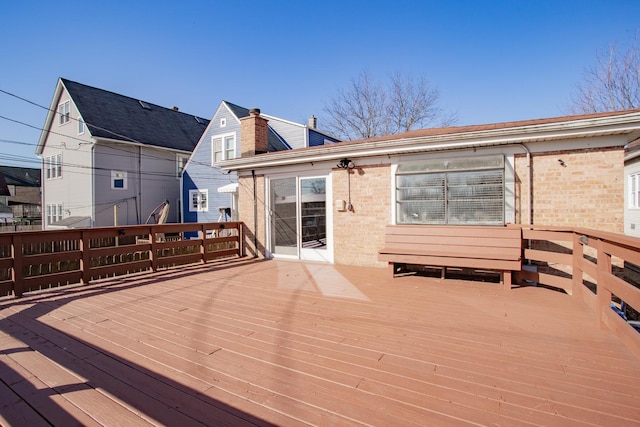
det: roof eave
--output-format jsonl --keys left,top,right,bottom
{"left": 218, "top": 112, "right": 640, "bottom": 171}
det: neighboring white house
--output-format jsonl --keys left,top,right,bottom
{"left": 36, "top": 78, "right": 209, "bottom": 228}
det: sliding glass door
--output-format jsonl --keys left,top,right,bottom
{"left": 269, "top": 175, "right": 331, "bottom": 262}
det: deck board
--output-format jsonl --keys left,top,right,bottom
{"left": 1, "top": 258, "right": 639, "bottom": 426}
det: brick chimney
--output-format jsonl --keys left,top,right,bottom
{"left": 240, "top": 108, "right": 269, "bottom": 157}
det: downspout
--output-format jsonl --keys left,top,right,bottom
{"left": 516, "top": 143, "right": 532, "bottom": 226}
{"left": 137, "top": 146, "right": 142, "bottom": 224}
{"left": 252, "top": 169, "right": 258, "bottom": 257}
{"left": 90, "top": 145, "right": 95, "bottom": 226}
{"left": 516, "top": 143, "right": 533, "bottom": 264}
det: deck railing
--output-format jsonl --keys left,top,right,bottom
{"left": 0, "top": 222, "right": 243, "bottom": 298}
{"left": 518, "top": 225, "right": 640, "bottom": 358}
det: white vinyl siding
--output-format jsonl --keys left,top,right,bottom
{"left": 396, "top": 155, "right": 505, "bottom": 225}
{"left": 189, "top": 189, "right": 208, "bottom": 212}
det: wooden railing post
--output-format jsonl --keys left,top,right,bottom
{"left": 572, "top": 232, "right": 584, "bottom": 299}
{"left": 238, "top": 222, "right": 244, "bottom": 257}
{"left": 12, "top": 234, "right": 23, "bottom": 298}
{"left": 150, "top": 225, "right": 157, "bottom": 272}
{"left": 200, "top": 223, "right": 206, "bottom": 263}
{"left": 80, "top": 230, "right": 91, "bottom": 284}
{"left": 595, "top": 239, "right": 612, "bottom": 328}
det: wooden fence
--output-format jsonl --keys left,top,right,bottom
{"left": 0, "top": 222, "right": 243, "bottom": 298}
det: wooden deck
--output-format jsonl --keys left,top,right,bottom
{"left": 1, "top": 257, "right": 639, "bottom": 426}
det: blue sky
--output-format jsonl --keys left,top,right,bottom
{"left": 1, "top": 0, "right": 639, "bottom": 167}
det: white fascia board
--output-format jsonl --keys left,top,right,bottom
{"left": 36, "top": 79, "right": 65, "bottom": 154}
{"left": 219, "top": 113, "right": 640, "bottom": 171}
{"left": 261, "top": 113, "right": 305, "bottom": 128}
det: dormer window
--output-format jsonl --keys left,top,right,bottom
{"left": 58, "top": 100, "right": 70, "bottom": 125}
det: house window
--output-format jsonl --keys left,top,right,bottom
{"left": 220, "top": 118, "right": 226, "bottom": 127}
{"left": 395, "top": 155, "right": 505, "bottom": 225}
{"left": 46, "top": 154, "right": 63, "bottom": 180}
{"left": 189, "top": 189, "right": 208, "bottom": 212}
{"left": 111, "top": 170, "right": 127, "bottom": 189}
{"left": 212, "top": 133, "right": 236, "bottom": 164}
{"left": 630, "top": 173, "right": 640, "bottom": 208}
{"left": 176, "top": 154, "right": 188, "bottom": 179}
{"left": 46, "top": 203, "right": 63, "bottom": 225}
{"left": 78, "top": 116, "right": 85, "bottom": 135}
{"left": 58, "top": 100, "right": 70, "bottom": 125}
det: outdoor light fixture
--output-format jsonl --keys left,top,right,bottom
{"left": 337, "top": 158, "right": 355, "bottom": 169}
{"left": 337, "top": 158, "right": 355, "bottom": 211}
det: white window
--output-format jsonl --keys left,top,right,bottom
{"left": 111, "top": 170, "right": 127, "bottom": 189}
{"left": 220, "top": 118, "right": 226, "bottom": 127}
{"left": 46, "top": 154, "right": 62, "bottom": 180}
{"left": 58, "top": 100, "right": 70, "bottom": 125}
{"left": 630, "top": 173, "right": 640, "bottom": 208}
{"left": 212, "top": 133, "right": 236, "bottom": 164}
{"left": 78, "top": 116, "right": 85, "bottom": 135}
{"left": 396, "top": 155, "right": 505, "bottom": 225}
{"left": 46, "top": 203, "right": 63, "bottom": 225}
{"left": 189, "top": 189, "right": 208, "bottom": 212}
{"left": 176, "top": 154, "right": 189, "bottom": 179}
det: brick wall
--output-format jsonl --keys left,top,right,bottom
{"left": 515, "top": 147, "right": 624, "bottom": 233}
{"left": 237, "top": 174, "right": 266, "bottom": 257}
{"left": 332, "top": 164, "right": 391, "bottom": 267}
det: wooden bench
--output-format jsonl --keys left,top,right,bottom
{"left": 378, "top": 225, "right": 523, "bottom": 289}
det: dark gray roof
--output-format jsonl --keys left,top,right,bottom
{"left": 0, "top": 166, "right": 41, "bottom": 187}
{"left": 62, "top": 79, "right": 210, "bottom": 152}
{"left": 222, "top": 100, "right": 289, "bottom": 153}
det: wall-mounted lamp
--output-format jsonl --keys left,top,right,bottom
{"left": 337, "top": 158, "right": 355, "bottom": 169}
{"left": 558, "top": 159, "right": 566, "bottom": 167}
{"left": 337, "top": 158, "right": 356, "bottom": 211}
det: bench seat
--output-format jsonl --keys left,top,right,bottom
{"left": 378, "top": 225, "right": 523, "bottom": 289}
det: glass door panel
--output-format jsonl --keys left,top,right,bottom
{"left": 270, "top": 177, "right": 298, "bottom": 256}
{"left": 300, "top": 177, "right": 329, "bottom": 261}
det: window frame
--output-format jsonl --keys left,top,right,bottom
{"left": 630, "top": 173, "right": 640, "bottom": 208}
{"left": 211, "top": 132, "right": 236, "bottom": 165}
{"left": 111, "top": 170, "right": 128, "bottom": 190}
{"left": 78, "top": 116, "right": 85, "bottom": 135}
{"left": 46, "top": 154, "right": 63, "bottom": 180}
{"left": 189, "top": 189, "right": 208, "bottom": 212}
{"left": 395, "top": 155, "right": 505, "bottom": 226}
{"left": 176, "top": 154, "right": 189, "bottom": 179}
{"left": 46, "top": 203, "right": 63, "bottom": 225}
{"left": 58, "top": 100, "right": 70, "bottom": 125}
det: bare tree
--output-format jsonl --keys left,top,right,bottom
{"left": 570, "top": 34, "right": 640, "bottom": 113}
{"left": 322, "top": 71, "right": 455, "bottom": 141}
